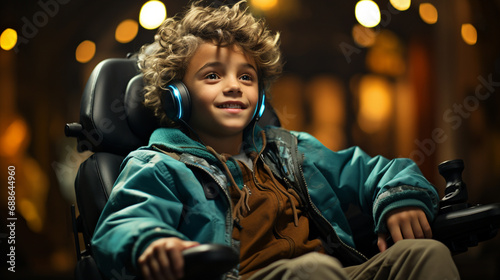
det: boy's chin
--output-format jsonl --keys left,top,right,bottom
{"left": 221, "top": 125, "right": 248, "bottom": 134}
{"left": 217, "top": 122, "right": 252, "bottom": 135}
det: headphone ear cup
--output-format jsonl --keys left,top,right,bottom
{"left": 162, "top": 81, "right": 191, "bottom": 121}
{"left": 255, "top": 89, "right": 266, "bottom": 121}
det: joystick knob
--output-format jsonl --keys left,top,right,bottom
{"left": 438, "top": 159, "right": 468, "bottom": 211}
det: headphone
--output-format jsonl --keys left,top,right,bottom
{"left": 162, "top": 80, "right": 266, "bottom": 122}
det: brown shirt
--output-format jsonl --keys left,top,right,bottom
{"left": 229, "top": 156, "right": 324, "bottom": 279}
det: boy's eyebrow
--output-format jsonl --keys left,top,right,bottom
{"left": 196, "top": 61, "right": 258, "bottom": 75}
{"left": 240, "top": 63, "right": 258, "bottom": 73}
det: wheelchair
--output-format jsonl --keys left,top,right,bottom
{"left": 65, "top": 57, "right": 500, "bottom": 280}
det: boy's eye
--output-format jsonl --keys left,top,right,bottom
{"left": 205, "top": 73, "right": 219, "bottom": 80}
{"left": 240, "top": 74, "right": 253, "bottom": 81}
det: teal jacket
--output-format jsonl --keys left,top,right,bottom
{"left": 92, "top": 126, "right": 439, "bottom": 279}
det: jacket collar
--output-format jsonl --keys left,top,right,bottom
{"left": 147, "top": 125, "right": 268, "bottom": 159}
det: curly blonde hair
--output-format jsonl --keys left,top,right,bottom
{"left": 140, "top": 0, "right": 283, "bottom": 127}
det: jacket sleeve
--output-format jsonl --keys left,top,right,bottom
{"left": 293, "top": 131, "right": 440, "bottom": 234}
{"left": 91, "top": 151, "right": 191, "bottom": 279}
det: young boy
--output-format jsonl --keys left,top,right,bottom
{"left": 92, "top": 1, "right": 460, "bottom": 279}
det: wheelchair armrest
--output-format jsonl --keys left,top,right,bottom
{"left": 432, "top": 203, "right": 500, "bottom": 254}
{"left": 74, "top": 244, "right": 238, "bottom": 280}
{"left": 182, "top": 244, "right": 239, "bottom": 280}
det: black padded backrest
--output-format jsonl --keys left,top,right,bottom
{"left": 125, "top": 74, "right": 160, "bottom": 138}
{"left": 75, "top": 152, "right": 124, "bottom": 242}
{"left": 77, "top": 58, "right": 158, "bottom": 156}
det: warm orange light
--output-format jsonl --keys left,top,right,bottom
{"left": 75, "top": 40, "right": 96, "bottom": 63}
{"left": 251, "top": 0, "right": 278, "bottom": 11}
{"left": 115, "top": 19, "right": 139, "bottom": 43}
{"left": 1, "top": 28, "right": 17, "bottom": 51}
{"left": 461, "top": 23, "right": 477, "bottom": 45}
{"left": 357, "top": 75, "right": 392, "bottom": 133}
{"left": 0, "top": 119, "right": 28, "bottom": 156}
{"left": 352, "top": 24, "right": 376, "bottom": 47}
{"left": 366, "top": 30, "right": 405, "bottom": 77}
{"left": 19, "top": 200, "right": 43, "bottom": 232}
{"left": 419, "top": 3, "right": 438, "bottom": 24}
{"left": 307, "top": 76, "right": 347, "bottom": 150}
{"left": 390, "top": 0, "right": 411, "bottom": 11}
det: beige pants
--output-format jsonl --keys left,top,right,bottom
{"left": 248, "top": 239, "right": 460, "bottom": 280}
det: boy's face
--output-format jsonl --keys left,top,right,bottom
{"left": 182, "top": 42, "right": 259, "bottom": 140}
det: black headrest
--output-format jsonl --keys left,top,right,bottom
{"left": 68, "top": 58, "right": 159, "bottom": 155}
{"left": 125, "top": 74, "right": 159, "bottom": 140}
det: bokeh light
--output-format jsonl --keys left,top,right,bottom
{"left": 419, "top": 3, "right": 438, "bottom": 24}
{"left": 355, "top": 0, "right": 381, "bottom": 28}
{"left": 461, "top": 23, "right": 477, "bottom": 45}
{"left": 357, "top": 75, "right": 393, "bottom": 133}
{"left": 0, "top": 118, "right": 28, "bottom": 157}
{"left": 75, "top": 40, "right": 96, "bottom": 63}
{"left": 1, "top": 28, "right": 18, "bottom": 51}
{"left": 251, "top": 0, "right": 278, "bottom": 11}
{"left": 352, "top": 24, "right": 377, "bottom": 47}
{"left": 390, "top": 0, "right": 411, "bottom": 12}
{"left": 139, "top": 0, "right": 167, "bottom": 30}
{"left": 115, "top": 19, "right": 139, "bottom": 43}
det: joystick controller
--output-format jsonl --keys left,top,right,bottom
{"left": 438, "top": 159, "right": 469, "bottom": 213}
{"left": 433, "top": 159, "right": 500, "bottom": 253}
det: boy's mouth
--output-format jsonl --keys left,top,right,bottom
{"left": 216, "top": 102, "right": 247, "bottom": 109}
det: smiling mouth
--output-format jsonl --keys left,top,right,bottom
{"left": 217, "top": 103, "right": 246, "bottom": 109}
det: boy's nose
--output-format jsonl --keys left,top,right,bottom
{"left": 223, "top": 77, "right": 242, "bottom": 95}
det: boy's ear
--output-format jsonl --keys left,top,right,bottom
{"left": 162, "top": 80, "right": 192, "bottom": 122}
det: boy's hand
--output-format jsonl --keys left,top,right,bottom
{"left": 138, "top": 237, "right": 200, "bottom": 280}
{"left": 377, "top": 206, "right": 432, "bottom": 252}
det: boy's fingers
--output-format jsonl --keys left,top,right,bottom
{"left": 185, "top": 241, "right": 201, "bottom": 248}
{"left": 139, "top": 249, "right": 155, "bottom": 280}
{"left": 155, "top": 246, "right": 173, "bottom": 280}
{"left": 138, "top": 238, "right": 201, "bottom": 280}
{"left": 167, "top": 247, "right": 185, "bottom": 279}
{"left": 418, "top": 213, "right": 433, "bottom": 238}
{"left": 411, "top": 220, "right": 425, "bottom": 239}
{"left": 387, "top": 220, "right": 403, "bottom": 242}
{"left": 143, "top": 256, "right": 168, "bottom": 280}
{"left": 400, "top": 219, "right": 415, "bottom": 240}
{"left": 377, "top": 234, "right": 388, "bottom": 252}
{"left": 140, "top": 264, "right": 152, "bottom": 280}
{"left": 163, "top": 239, "right": 199, "bottom": 279}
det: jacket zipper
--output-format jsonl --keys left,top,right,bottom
{"left": 262, "top": 141, "right": 368, "bottom": 264}
{"left": 294, "top": 147, "right": 368, "bottom": 264}
{"left": 250, "top": 156, "right": 295, "bottom": 257}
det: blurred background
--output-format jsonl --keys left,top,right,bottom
{"left": 1, "top": 0, "right": 499, "bottom": 279}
